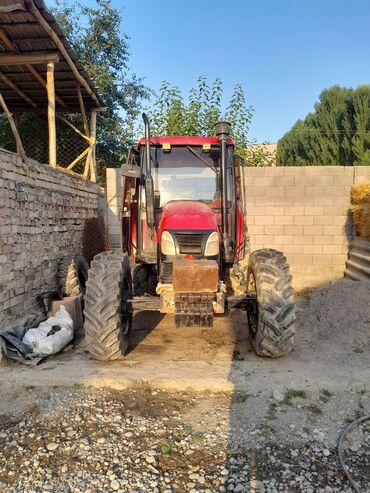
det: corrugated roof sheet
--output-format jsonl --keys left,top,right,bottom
{"left": 0, "top": 0, "right": 104, "bottom": 112}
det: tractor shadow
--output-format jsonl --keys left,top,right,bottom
{"left": 127, "top": 310, "right": 165, "bottom": 354}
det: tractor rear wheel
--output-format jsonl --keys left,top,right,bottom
{"left": 58, "top": 254, "right": 89, "bottom": 298}
{"left": 246, "top": 249, "right": 295, "bottom": 357}
{"left": 83, "top": 251, "right": 132, "bottom": 361}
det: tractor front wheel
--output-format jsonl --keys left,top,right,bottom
{"left": 247, "top": 249, "right": 296, "bottom": 357}
{"left": 83, "top": 251, "right": 132, "bottom": 361}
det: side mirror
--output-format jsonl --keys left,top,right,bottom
{"left": 121, "top": 162, "right": 141, "bottom": 178}
{"left": 145, "top": 174, "right": 155, "bottom": 229}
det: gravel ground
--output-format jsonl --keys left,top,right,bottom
{"left": 1, "top": 280, "right": 369, "bottom": 492}
{"left": 0, "top": 385, "right": 369, "bottom": 493}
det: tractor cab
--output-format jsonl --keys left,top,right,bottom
{"left": 122, "top": 120, "right": 247, "bottom": 262}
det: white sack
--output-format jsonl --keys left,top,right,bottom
{"left": 22, "top": 306, "right": 74, "bottom": 355}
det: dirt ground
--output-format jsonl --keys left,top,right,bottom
{"left": 0, "top": 279, "right": 369, "bottom": 492}
{"left": 1, "top": 279, "right": 369, "bottom": 394}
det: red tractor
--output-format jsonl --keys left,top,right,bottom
{"left": 83, "top": 116, "right": 296, "bottom": 361}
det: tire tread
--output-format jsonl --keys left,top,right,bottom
{"left": 83, "top": 251, "right": 131, "bottom": 361}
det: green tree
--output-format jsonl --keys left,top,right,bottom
{"left": 148, "top": 77, "right": 253, "bottom": 157}
{"left": 277, "top": 85, "right": 370, "bottom": 166}
{"left": 244, "top": 144, "right": 276, "bottom": 167}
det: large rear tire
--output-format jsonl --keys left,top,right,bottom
{"left": 83, "top": 251, "right": 132, "bottom": 361}
{"left": 247, "top": 249, "right": 295, "bottom": 357}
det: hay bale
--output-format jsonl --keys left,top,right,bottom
{"left": 351, "top": 183, "right": 370, "bottom": 204}
{"left": 350, "top": 203, "right": 370, "bottom": 239}
{"left": 350, "top": 183, "right": 370, "bottom": 239}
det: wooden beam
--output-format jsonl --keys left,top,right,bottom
{"left": 46, "top": 61, "right": 56, "bottom": 167}
{"left": 0, "top": 52, "right": 59, "bottom": 66}
{"left": 77, "top": 86, "right": 89, "bottom": 137}
{"left": 85, "top": 110, "right": 97, "bottom": 181}
{"left": 10, "top": 37, "right": 51, "bottom": 44}
{"left": 0, "top": 30, "right": 15, "bottom": 51}
{"left": 56, "top": 114, "right": 92, "bottom": 143}
{"left": 66, "top": 147, "right": 89, "bottom": 170}
{"left": 0, "top": 92, "right": 26, "bottom": 160}
{"left": 0, "top": 71, "right": 74, "bottom": 78}
{"left": 0, "top": 4, "right": 27, "bottom": 14}
{"left": 27, "top": 0, "right": 101, "bottom": 108}
{"left": 0, "top": 72, "right": 37, "bottom": 108}
{"left": 8, "top": 107, "right": 95, "bottom": 113}
{"left": 91, "top": 110, "right": 97, "bottom": 182}
{"left": 0, "top": 22, "right": 39, "bottom": 26}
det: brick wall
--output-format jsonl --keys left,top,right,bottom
{"left": 0, "top": 148, "right": 105, "bottom": 330}
{"left": 244, "top": 166, "right": 370, "bottom": 289}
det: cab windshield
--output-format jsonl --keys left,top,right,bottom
{"left": 145, "top": 146, "right": 221, "bottom": 207}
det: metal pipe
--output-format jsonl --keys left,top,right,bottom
{"left": 141, "top": 113, "right": 155, "bottom": 234}
{"left": 142, "top": 113, "right": 152, "bottom": 177}
{"left": 215, "top": 121, "right": 231, "bottom": 239}
{"left": 220, "top": 138, "right": 228, "bottom": 236}
{"left": 215, "top": 121, "right": 234, "bottom": 264}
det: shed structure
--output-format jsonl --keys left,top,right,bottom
{"left": 0, "top": 0, "right": 104, "bottom": 181}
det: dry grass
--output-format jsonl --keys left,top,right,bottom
{"left": 351, "top": 183, "right": 370, "bottom": 239}
{"left": 351, "top": 183, "right": 370, "bottom": 205}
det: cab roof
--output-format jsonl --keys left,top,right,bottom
{"left": 137, "top": 136, "right": 234, "bottom": 147}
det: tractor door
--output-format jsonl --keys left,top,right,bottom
{"left": 234, "top": 155, "right": 248, "bottom": 260}
{"left": 137, "top": 146, "right": 157, "bottom": 263}
{"left": 121, "top": 147, "right": 141, "bottom": 259}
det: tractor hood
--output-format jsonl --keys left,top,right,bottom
{"left": 157, "top": 201, "right": 218, "bottom": 238}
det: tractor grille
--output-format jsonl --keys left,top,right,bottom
{"left": 175, "top": 232, "right": 206, "bottom": 255}
{"left": 160, "top": 262, "right": 173, "bottom": 284}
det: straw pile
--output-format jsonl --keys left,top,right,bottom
{"left": 350, "top": 183, "right": 370, "bottom": 239}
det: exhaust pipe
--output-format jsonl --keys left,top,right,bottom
{"left": 215, "top": 121, "right": 233, "bottom": 263}
{"left": 142, "top": 113, "right": 155, "bottom": 231}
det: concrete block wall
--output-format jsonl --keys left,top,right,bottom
{"left": 0, "top": 148, "right": 105, "bottom": 330}
{"left": 244, "top": 166, "right": 370, "bottom": 289}
{"left": 106, "top": 168, "right": 123, "bottom": 248}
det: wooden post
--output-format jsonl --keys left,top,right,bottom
{"left": 46, "top": 61, "right": 56, "bottom": 167}
{"left": 0, "top": 92, "right": 26, "bottom": 160}
{"left": 90, "top": 110, "right": 97, "bottom": 182}
{"left": 84, "top": 110, "right": 97, "bottom": 181}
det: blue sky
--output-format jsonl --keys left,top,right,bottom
{"left": 68, "top": 0, "right": 370, "bottom": 143}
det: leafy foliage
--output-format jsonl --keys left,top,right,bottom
{"left": 148, "top": 77, "right": 253, "bottom": 157}
{"left": 244, "top": 144, "right": 276, "bottom": 167}
{"left": 277, "top": 85, "right": 370, "bottom": 166}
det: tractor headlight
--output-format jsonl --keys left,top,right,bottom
{"left": 161, "top": 231, "right": 176, "bottom": 256}
{"left": 204, "top": 231, "right": 219, "bottom": 256}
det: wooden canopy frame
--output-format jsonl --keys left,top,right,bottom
{"left": 0, "top": 0, "right": 104, "bottom": 182}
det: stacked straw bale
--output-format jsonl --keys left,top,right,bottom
{"left": 351, "top": 183, "right": 370, "bottom": 239}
